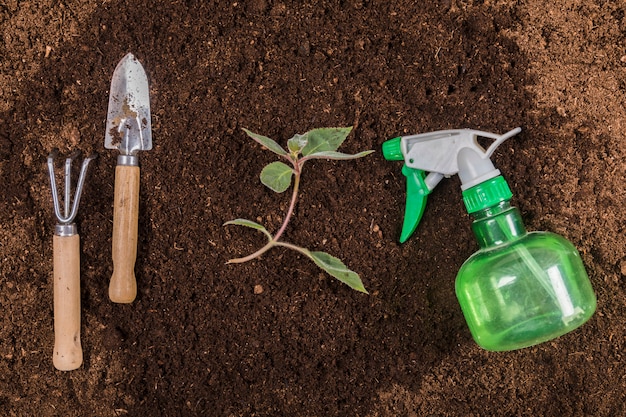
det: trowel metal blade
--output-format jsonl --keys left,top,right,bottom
{"left": 105, "top": 53, "right": 152, "bottom": 155}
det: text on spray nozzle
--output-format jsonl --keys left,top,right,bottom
{"left": 382, "top": 127, "right": 522, "bottom": 242}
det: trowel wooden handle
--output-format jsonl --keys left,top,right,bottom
{"left": 53, "top": 234, "right": 83, "bottom": 371}
{"left": 109, "top": 165, "right": 139, "bottom": 303}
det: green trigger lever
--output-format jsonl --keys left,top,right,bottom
{"left": 382, "top": 134, "right": 444, "bottom": 242}
{"left": 400, "top": 165, "right": 431, "bottom": 243}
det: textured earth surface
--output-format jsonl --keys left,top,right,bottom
{"left": 1, "top": 1, "right": 625, "bottom": 416}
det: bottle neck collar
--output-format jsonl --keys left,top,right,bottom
{"left": 472, "top": 201, "right": 527, "bottom": 248}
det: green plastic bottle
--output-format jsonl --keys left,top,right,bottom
{"left": 457, "top": 176, "right": 596, "bottom": 351}
{"left": 382, "top": 127, "right": 596, "bottom": 351}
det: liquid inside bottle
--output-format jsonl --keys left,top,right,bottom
{"left": 456, "top": 201, "right": 596, "bottom": 351}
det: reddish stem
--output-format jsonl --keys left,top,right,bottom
{"left": 226, "top": 159, "right": 302, "bottom": 264}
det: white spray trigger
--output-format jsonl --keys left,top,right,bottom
{"left": 484, "top": 127, "right": 522, "bottom": 158}
{"left": 401, "top": 127, "right": 521, "bottom": 189}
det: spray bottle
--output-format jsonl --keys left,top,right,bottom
{"left": 382, "top": 127, "right": 596, "bottom": 351}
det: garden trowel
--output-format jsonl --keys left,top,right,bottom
{"left": 105, "top": 52, "right": 152, "bottom": 303}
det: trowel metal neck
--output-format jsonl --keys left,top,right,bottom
{"left": 117, "top": 154, "right": 139, "bottom": 166}
{"left": 112, "top": 117, "right": 145, "bottom": 166}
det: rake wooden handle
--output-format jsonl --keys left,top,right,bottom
{"left": 53, "top": 234, "right": 83, "bottom": 371}
{"left": 109, "top": 165, "right": 139, "bottom": 303}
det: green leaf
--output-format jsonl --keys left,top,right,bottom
{"left": 307, "top": 250, "right": 368, "bottom": 293}
{"left": 301, "top": 127, "right": 353, "bottom": 156}
{"left": 242, "top": 128, "right": 288, "bottom": 156}
{"left": 260, "top": 161, "right": 294, "bottom": 193}
{"left": 223, "top": 218, "right": 272, "bottom": 240}
{"left": 303, "top": 150, "right": 374, "bottom": 161}
{"left": 287, "top": 133, "right": 308, "bottom": 154}
{"left": 223, "top": 218, "right": 267, "bottom": 231}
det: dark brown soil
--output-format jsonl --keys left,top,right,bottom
{"left": 1, "top": 1, "right": 625, "bottom": 416}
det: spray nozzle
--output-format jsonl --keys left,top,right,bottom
{"left": 382, "top": 127, "right": 521, "bottom": 242}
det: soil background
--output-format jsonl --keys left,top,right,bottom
{"left": 1, "top": 1, "right": 626, "bottom": 416}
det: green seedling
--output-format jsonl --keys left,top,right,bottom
{"left": 225, "top": 127, "right": 374, "bottom": 293}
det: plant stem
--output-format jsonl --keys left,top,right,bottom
{"left": 273, "top": 167, "right": 300, "bottom": 242}
{"left": 227, "top": 163, "right": 302, "bottom": 264}
{"left": 226, "top": 240, "right": 274, "bottom": 264}
{"left": 274, "top": 240, "right": 311, "bottom": 257}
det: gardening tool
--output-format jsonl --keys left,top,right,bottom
{"left": 382, "top": 127, "right": 595, "bottom": 351}
{"left": 105, "top": 52, "right": 152, "bottom": 303}
{"left": 47, "top": 149, "right": 96, "bottom": 371}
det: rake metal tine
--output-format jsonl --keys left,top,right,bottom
{"left": 67, "top": 153, "right": 97, "bottom": 223}
{"left": 47, "top": 149, "right": 63, "bottom": 222}
{"left": 64, "top": 151, "right": 81, "bottom": 218}
{"left": 47, "top": 150, "right": 97, "bottom": 225}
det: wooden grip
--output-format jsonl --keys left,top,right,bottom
{"left": 53, "top": 234, "right": 83, "bottom": 371}
{"left": 109, "top": 165, "right": 139, "bottom": 303}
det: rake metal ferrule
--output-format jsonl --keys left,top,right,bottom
{"left": 47, "top": 149, "right": 97, "bottom": 236}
